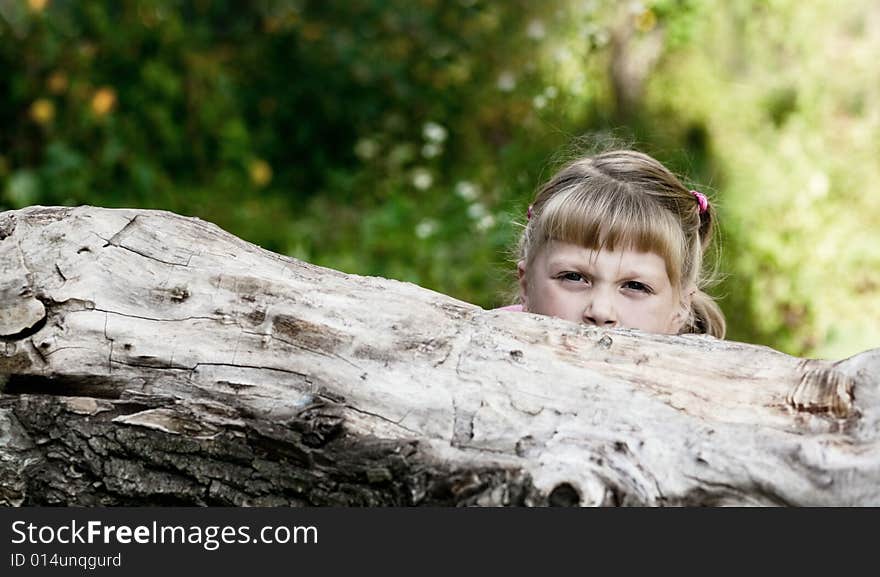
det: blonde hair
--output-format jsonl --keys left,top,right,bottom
{"left": 517, "top": 149, "right": 725, "bottom": 338}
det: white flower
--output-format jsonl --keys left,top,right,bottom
{"left": 354, "top": 138, "right": 379, "bottom": 160}
{"left": 497, "top": 71, "right": 516, "bottom": 92}
{"left": 527, "top": 19, "right": 546, "bottom": 40}
{"left": 533, "top": 95, "right": 547, "bottom": 109}
{"left": 415, "top": 219, "right": 438, "bottom": 239}
{"left": 412, "top": 168, "right": 433, "bottom": 190}
{"left": 422, "top": 143, "right": 442, "bottom": 159}
{"left": 455, "top": 181, "right": 480, "bottom": 201}
{"left": 422, "top": 121, "right": 448, "bottom": 143}
{"left": 808, "top": 171, "right": 830, "bottom": 198}
{"left": 477, "top": 214, "right": 496, "bottom": 231}
{"left": 389, "top": 144, "right": 415, "bottom": 166}
{"left": 544, "top": 86, "right": 558, "bottom": 99}
{"left": 628, "top": 1, "right": 646, "bottom": 15}
{"left": 467, "top": 202, "right": 488, "bottom": 220}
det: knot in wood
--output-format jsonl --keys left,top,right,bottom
{"left": 787, "top": 366, "right": 855, "bottom": 419}
{"left": 0, "top": 287, "right": 46, "bottom": 338}
{"left": 548, "top": 482, "right": 582, "bottom": 506}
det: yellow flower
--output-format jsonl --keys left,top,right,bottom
{"left": 249, "top": 159, "right": 273, "bottom": 188}
{"left": 301, "top": 23, "right": 323, "bottom": 41}
{"left": 634, "top": 9, "right": 657, "bottom": 33}
{"left": 28, "top": 0, "right": 49, "bottom": 13}
{"left": 47, "top": 71, "right": 68, "bottom": 94}
{"left": 29, "top": 99, "right": 55, "bottom": 125}
{"left": 91, "top": 87, "right": 117, "bottom": 116}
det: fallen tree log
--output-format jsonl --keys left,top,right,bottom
{"left": 0, "top": 205, "right": 878, "bottom": 506}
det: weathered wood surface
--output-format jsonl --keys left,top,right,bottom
{"left": 0, "top": 205, "right": 878, "bottom": 506}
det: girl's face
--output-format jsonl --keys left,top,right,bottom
{"left": 519, "top": 241, "right": 689, "bottom": 334}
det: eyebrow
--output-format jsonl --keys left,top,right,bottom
{"left": 546, "top": 260, "right": 662, "bottom": 282}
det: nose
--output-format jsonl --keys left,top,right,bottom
{"left": 583, "top": 288, "right": 618, "bottom": 327}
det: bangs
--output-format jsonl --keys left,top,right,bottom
{"left": 537, "top": 183, "right": 688, "bottom": 286}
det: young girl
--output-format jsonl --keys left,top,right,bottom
{"left": 508, "top": 149, "right": 725, "bottom": 338}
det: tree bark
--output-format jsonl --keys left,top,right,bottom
{"left": 0, "top": 205, "right": 878, "bottom": 506}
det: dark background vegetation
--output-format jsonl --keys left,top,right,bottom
{"left": 2, "top": 0, "right": 878, "bottom": 358}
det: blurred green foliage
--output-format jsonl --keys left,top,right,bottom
{"left": 1, "top": 0, "right": 878, "bottom": 359}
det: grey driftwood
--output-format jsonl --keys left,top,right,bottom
{"left": 1, "top": 205, "right": 878, "bottom": 506}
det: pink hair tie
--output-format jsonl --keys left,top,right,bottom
{"left": 690, "top": 190, "right": 708, "bottom": 214}
{"left": 527, "top": 204, "right": 533, "bottom": 221}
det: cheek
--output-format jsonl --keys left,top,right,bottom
{"left": 656, "top": 299, "right": 684, "bottom": 333}
{"left": 625, "top": 299, "right": 679, "bottom": 333}
{"left": 528, "top": 279, "right": 557, "bottom": 312}
{"left": 529, "top": 280, "right": 578, "bottom": 318}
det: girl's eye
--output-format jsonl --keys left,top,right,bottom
{"left": 623, "top": 281, "right": 652, "bottom": 293}
{"left": 560, "top": 272, "right": 586, "bottom": 282}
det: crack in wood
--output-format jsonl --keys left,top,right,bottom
{"left": 343, "top": 404, "right": 419, "bottom": 435}
{"left": 0, "top": 306, "right": 47, "bottom": 342}
{"left": 680, "top": 474, "right": 793, "bottom": 506}
{"left": 99, "top": 232, "right": 193, "bottom": 268}
{"left": 243, "top": 329, "right": 366, "bottom": 372}
{"left": 105, "top": 215, "right": 139, "bottom": 244}
{"left": 190, "top": 362, "right": 311, "bottom": 379}
{"left": 94, "top": 308, "right": 223, "bottom": 324}
{"left": 27, "top": 339, "right": 48, "bottom": 365}
{"left": 2, "top": 374, "right": 127, "bottom": 399}
{"left": 110, "top": 358, "right": 193, "bottom": 371}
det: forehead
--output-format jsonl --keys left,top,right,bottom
{"left": 541, "top": 241, "right": 670, "bottom": 279}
